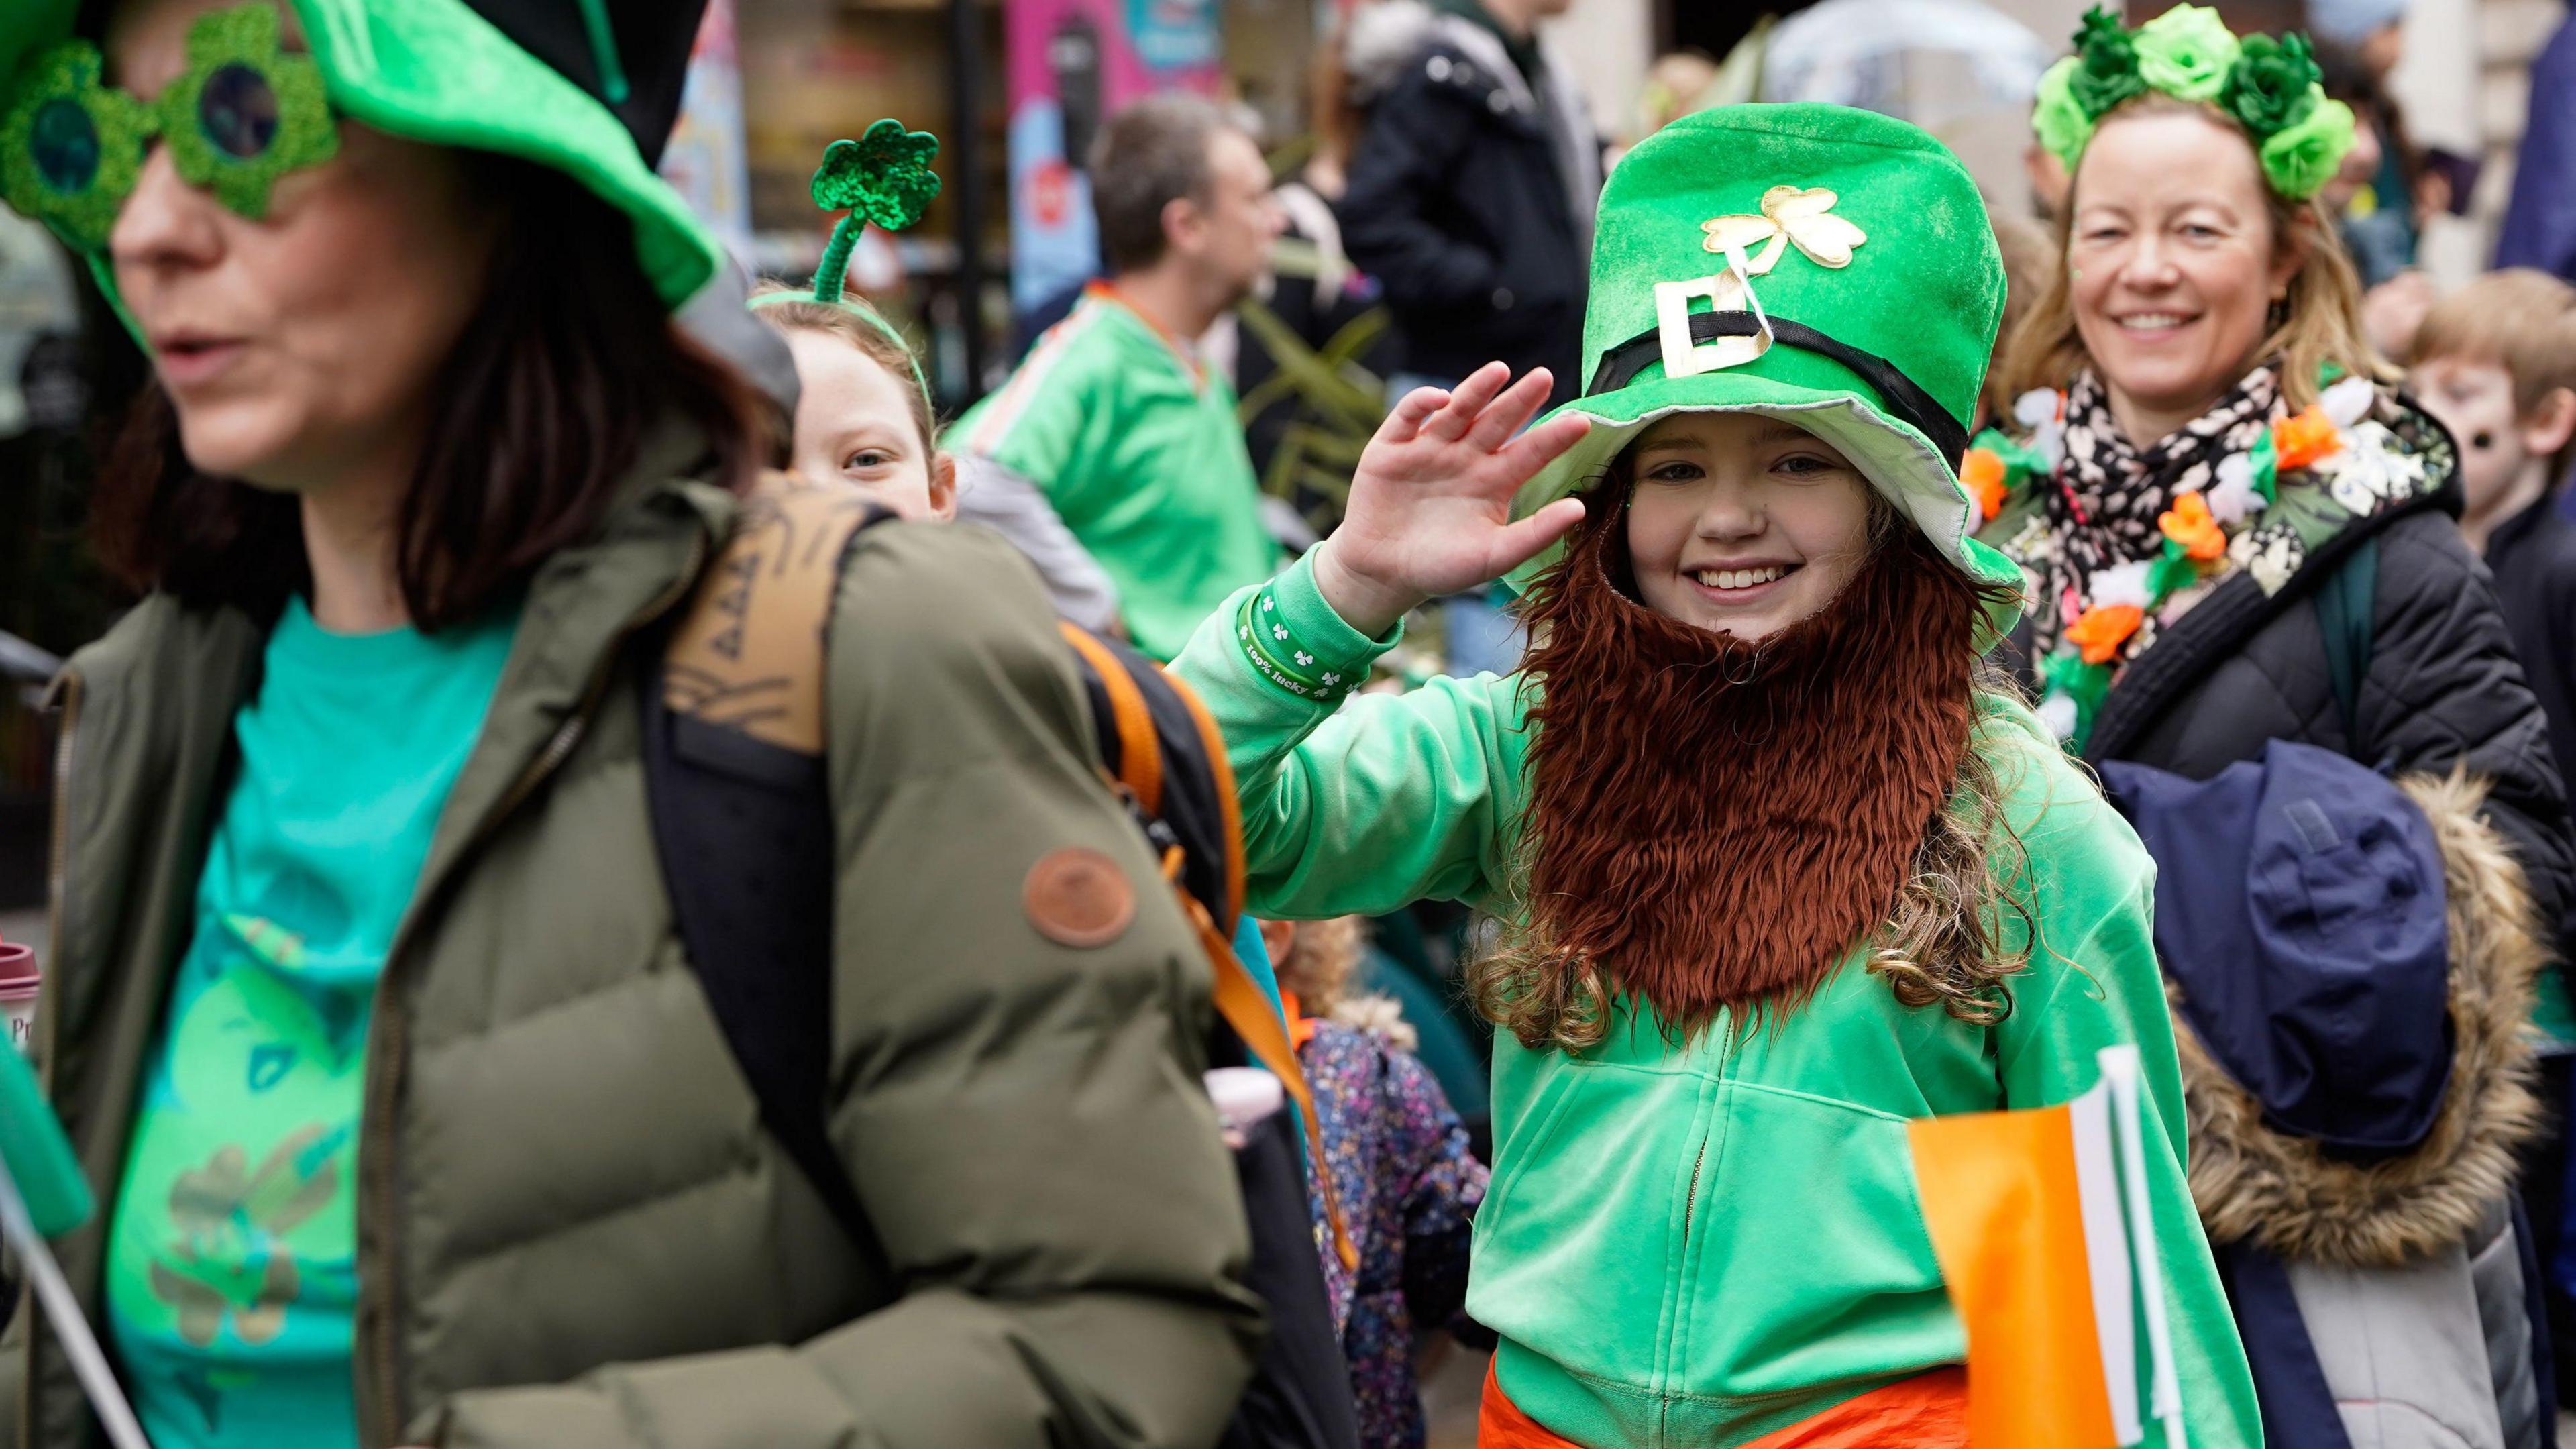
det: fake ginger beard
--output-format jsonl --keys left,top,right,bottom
{"left": 1509, "top": 502, "right": 1978, "bottom": 1042}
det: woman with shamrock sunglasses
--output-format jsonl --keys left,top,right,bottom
{"left": 1978, "top": 5, "right": 2575, "bottom": 1442}
{"left": 0, "top": 3, "right": 1259, "bottom": 1448}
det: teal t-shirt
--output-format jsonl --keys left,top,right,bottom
{"left": 106, "top": 596, "right": 517, "bottom": 1449}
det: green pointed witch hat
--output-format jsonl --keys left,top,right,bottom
{"left": 1513, "top": 103, "right": 2019, "bottom": 611}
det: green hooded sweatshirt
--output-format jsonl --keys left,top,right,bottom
{"left": 1170, "top": 549, "right": 2263, "bottom": 1448}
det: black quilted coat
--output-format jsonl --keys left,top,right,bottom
{"left": 1996, "top": 400, "right": 2574, "bottom": 1449}
{"left": 2064, "top": 494, "right": 2575, "bottom": 935}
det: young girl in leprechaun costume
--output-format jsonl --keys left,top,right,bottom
{"left": 1171, "top": 103, "right": 2263, "bottom": 1447}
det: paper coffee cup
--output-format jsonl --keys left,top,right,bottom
{"left": 0, "top": 937, "right": 36, "bottom": 1057}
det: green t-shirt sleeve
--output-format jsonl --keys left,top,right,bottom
{"left": 1986, "top": 714, "right": 2264, "bottom": 1449}
{"left": 1171, "top": 551, "right": 1525, "bottom": 918}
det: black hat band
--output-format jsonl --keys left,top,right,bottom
{"left": 1587, "top": 310, "right": 1970, "bottom": 466}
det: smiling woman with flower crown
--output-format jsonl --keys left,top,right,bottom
{"left": 1174, "top": 102, "right": 2262, "bottom": 1449}
{"left": 1976, "top": 5, "right": 2576, "bottom": 1443}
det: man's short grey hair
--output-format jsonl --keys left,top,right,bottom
{"left": 1091, "top": 93, "right": 1236, "bottom": 274}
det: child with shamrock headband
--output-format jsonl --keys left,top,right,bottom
{"left": 1171, "top": 101, "right": 2261, "bottom": 1448}
{"left": 0, "top": 4, "right": 1262, "bottom": 1448}
{"left": 1979, "top": 4, "right": 2576, "bottom": 1438}
{"left": 752, "top": 122, "right": 957, "bottom": 521}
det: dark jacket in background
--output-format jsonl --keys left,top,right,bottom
{"left": 2498, "top": 13, "right": 2576, "bottom": 284}
{"left": 2008, "top": 423, "right": 2574, "bottom": 1449}
{"left": 2489, "top": 493, "right": 2576, "bottom": 885}
{"left": 1335, "top": 0, "right": 1601, "bottom": 407}
{"left": 2059, "top": 500, "right": 2574, "bottom": 940}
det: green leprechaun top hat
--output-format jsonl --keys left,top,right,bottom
{"left": 1, "top": 0, "right": 724, "bottom": 313}
{"left": 1512, "top": 103, "right": 2021, "bottom": 612}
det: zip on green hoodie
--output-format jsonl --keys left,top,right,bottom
{"left": 1171, "top": 551, "right": 2263, "bottom": 1449}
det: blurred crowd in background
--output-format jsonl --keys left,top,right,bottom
{"left": 8, "top": 3, "right": 2576, "bottom": 1441}
{"left": 16, "top": 0, "right": 2576, "bottom": 833}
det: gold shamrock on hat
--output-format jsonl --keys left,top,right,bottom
{"left": 1700, "top": 186, "right": 1868, "bottom": 274}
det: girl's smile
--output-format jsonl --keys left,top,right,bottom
{"left": 1624, "top": 411, "right": 1873, "bottom": 640}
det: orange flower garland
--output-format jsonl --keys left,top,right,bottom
{"left": 2271, "top": 405, "right": 2341, "bottom": 470}
{"left": 2063, "top": 604, "right": 2144, "bottom": 665}
{"left": 1961, "top": 447, "right": 2009, "bottom": 523}
{"left": 2023, "top": 381, "right": 2373, "bottom": 750}
{"left": 2157, "top": 490, "right": 2227, "bottom": 561}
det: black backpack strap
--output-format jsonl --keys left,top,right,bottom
{"left": 1220, "top": 1106, "right": 1362, "bottom": 1449}
{"left": 2315, "top": 535, "right": 2381, "bottom": 748}
{"left": 645, "top": 475, "right": 892, "bottom": 1242}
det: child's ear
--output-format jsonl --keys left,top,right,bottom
{"left": 2523, "top": 387, "right": 2576, "bottom": 458}
{"left": 1258, "top": 919, "right": 1298, "bottom": 976}
{"left": 929, "top": 451, "right": 959, "bottom": 522}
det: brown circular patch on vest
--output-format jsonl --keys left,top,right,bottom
{"left": 1024, "top": 847, "right": 1136, "bottom": 948}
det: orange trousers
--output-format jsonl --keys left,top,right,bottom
{"left": 1477, "top": 1364, "right": 1968, "bottom": 1448}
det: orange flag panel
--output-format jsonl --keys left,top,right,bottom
{"left": 1910, "top": 1104, "right": 2123, "bottom": 1449}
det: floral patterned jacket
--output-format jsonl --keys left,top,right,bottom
{"left": 1295, "top": 1017, "right": 1487, "bottom": 1449}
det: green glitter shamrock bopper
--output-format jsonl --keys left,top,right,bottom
{"left": 806, "top": 119, "right": 941, "bottom": 305}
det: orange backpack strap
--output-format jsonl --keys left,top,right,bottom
{"left": 1060, "top": 621, "right": 1352, "bottom": 1269}
{"left": 1057, "top": 621, "right": 1164, "bottom": 816}
{"left": 665, "top": 471, "right": 890, "bottom": 753}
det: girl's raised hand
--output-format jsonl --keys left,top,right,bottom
{"left": 1311, "top": 362, "right": 1590, "bottom": 637}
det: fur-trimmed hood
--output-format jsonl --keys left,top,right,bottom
{"left": 2177, "top": 770, "right": 2551, "bottom": 1267}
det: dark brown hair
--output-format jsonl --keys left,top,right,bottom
{"left": 93, "top": 154, "right": 766, "bottom": 629}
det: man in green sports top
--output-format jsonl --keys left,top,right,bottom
{"left": 954, "top": 93, "right": 1287, "bottom": 660}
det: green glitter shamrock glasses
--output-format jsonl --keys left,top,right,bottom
{"left": 1, "top": 3, "right": 337, "bottom": 253}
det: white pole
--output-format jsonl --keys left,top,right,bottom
{"left": 0, "top": 1155, "right": 153, "bottom": 1449}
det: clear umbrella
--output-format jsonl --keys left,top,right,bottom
{"left": 1757, "top": 0, "right": 2055, "bottom": 131}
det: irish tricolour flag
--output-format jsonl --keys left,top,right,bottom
{"left": 1908, "top": 1046, "right": 2184, "bottom": 1449}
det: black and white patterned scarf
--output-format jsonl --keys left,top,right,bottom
{"left": 2033, "top": 364, "right": 2280, "bottom": 656}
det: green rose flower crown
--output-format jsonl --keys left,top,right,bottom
{"left": 2032, "top": 3, "right": 2357, "bottom": 201}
